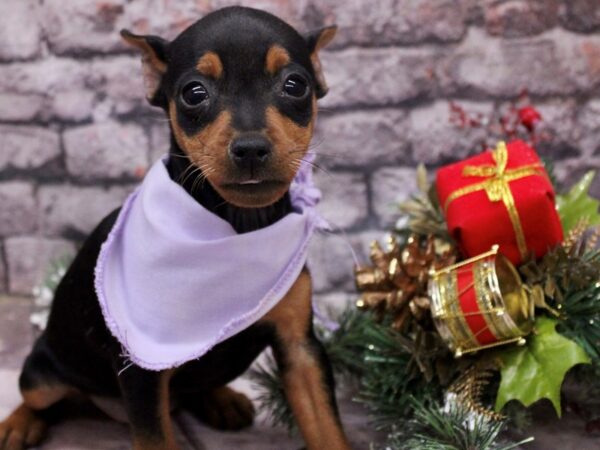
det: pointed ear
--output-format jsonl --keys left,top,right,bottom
{"left": 305, "top": 25, "right": 337, "bottom": 98}
{"left": 121, "top": 29, "right": 169, "bottom": 106}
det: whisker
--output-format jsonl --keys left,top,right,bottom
{"left": 192, "top": 166, "right": 216, "bottom": 194}
{"left": 180, "top": 165, "right": 203, "bottom": 186}
{"left": 176, "top": 164, "right": 196, "bottom": 183}
{"left": 301, "top": 158, "right": 331, "bottom": 176}
{"left": 289, "top": 157, "right": 331, "bottom": 177}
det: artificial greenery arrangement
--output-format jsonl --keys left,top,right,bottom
{"left": 251, "top": 97, "right": 600, "bottom": 449}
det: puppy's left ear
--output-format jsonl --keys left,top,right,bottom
{"left": 121, "top": 29, "right": 169, "bottom": 107}
{"left": 305, "top": 25, "right": 337, "bottom": 98}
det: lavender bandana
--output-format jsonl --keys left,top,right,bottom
{"left": 94, "top": 155, "right": 327, "bottom": 371}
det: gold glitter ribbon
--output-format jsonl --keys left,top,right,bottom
{"left": 444, "top": 141, "right": 544, "bottom": 260}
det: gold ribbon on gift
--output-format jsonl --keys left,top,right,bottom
{"left": 444, "top": 141, "right": 545, "bottom": 260}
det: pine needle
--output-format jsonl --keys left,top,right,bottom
{"left": 247, "top": 353, "right": 297, "bottom": 434}
{"left": 383, "top": 399, "right": 534, "bottom": 450}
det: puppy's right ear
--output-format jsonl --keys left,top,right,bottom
{"left": 121, "top": 29, "right": 169, "bottom": 107}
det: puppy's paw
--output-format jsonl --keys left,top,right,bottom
{"left": 187, "top": 386, "right": 255, "bottom": 431}
{"left": 0, "top": 404, "right": 47, "bottom": 450}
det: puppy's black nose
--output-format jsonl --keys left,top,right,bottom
{"left": 229, "top": 134, "right": 272, "bottom": 168}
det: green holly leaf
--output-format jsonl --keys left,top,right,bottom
{"left": 556, "top": 171, "right": 600, "bottom": 234}
{"left": 494, "top": 317, "right": 590, "bottom": 416}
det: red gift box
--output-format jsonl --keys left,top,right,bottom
{"left": 436, "top": 140, "right": 563, "bottom": 265}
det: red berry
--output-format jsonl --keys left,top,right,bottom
{"left": 518, "top": 106, "right": 542, "bottom": 132}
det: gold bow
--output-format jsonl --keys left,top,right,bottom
{"left": 444, "top": 141, "right": 544, "bottom": 260}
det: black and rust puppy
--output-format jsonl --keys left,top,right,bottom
{"left": 0, "top": 6, "right": 350, "bottom": 450}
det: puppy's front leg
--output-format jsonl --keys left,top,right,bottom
{"left": 117, "top": 365, "right": 178, "bottom": 450}
{"left": 263, "top": 270, "right": 351, "bottom": 450}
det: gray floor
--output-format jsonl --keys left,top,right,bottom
{"left": 0, "top": 296, "right": 598, "bottom": 449}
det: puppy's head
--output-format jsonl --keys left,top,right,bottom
{"left": 122, "top": 6, "right": 336, "bottom": 208}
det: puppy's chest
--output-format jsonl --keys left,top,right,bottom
{"left": 170, "top": 322, "right": 274, "bottom": 387}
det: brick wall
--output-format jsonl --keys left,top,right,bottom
{"left": 1, "top": 0, "right": 599, "bottom": 306}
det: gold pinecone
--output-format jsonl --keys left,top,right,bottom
{"left": 355, "top": 234, "right": 456, "bottom": 331}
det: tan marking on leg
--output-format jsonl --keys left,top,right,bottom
{"left": 159, "top": 370, "right": 177, "bottom": 449}
{"left": 0, "top": 404, "right": 47, "bottom": 450}
{"left": 133, "top": 369, "right": 179, "bottom": 450}
{"left": 196, "top": 51, "right": 223, "bottom": 79}
{"left": 262, "top": 272, "right": 351, "bottom": 450}
{"left": 265, "top": 45, "right": 290, "bottom": 75}
{"left": 132, "top": 370, "right": 178, "bottom": 450}
{"left": 22, "top": 384, "right": 75, "bottom": 411}
{"left": 262, "top": 271, "right": 312, "bottom": 335}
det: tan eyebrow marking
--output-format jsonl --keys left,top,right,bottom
{"left": 265, "top": 45, "right": 291, "bottom": 75}
{"left": 196, "top": 51, "right": 223, "bottom": 79}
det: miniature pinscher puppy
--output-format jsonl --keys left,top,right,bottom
{"left": 0, "top": 6, "right": 350, "bottom": 450}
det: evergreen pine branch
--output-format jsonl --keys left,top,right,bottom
{"left": 322, "top": 310, "right": 445, "bottom": 428}
{"left": 383, "top": 399, "right": 534, "bottom": 450}
{"left": 247, "top": 353, "right": 297, "bottom": 433}
{"left": 520, "top": 232, "right": 600, "bottom": 363}
{"left": 502, "top": 402, "right": 533, "bottom": 435}
{"left": 557, "top": 282, "right": 600, "bottom": 362}
{"left": 318, "top": 308, "right": 378, "bottom": 376}
{"left": 397, "top": 165, "right": 452, "bottom": 242}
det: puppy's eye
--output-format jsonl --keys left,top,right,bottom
{"left": 283, "top": 75, "right": 308, "bottom": 98}
{"left": 181, "top": 81, "right": 209, "bottom": 107}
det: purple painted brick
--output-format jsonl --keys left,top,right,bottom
{"left": 560, "top": 0, "right": 600, "bottom": 33}
{"left": 409, "top": 100, "right": 493, "bottom": 165}
{"left": 314, "top": 109, "right": 409, "bottom": 168}
{"left": 320, "top": 47, "right": 438, "bottom": 109}
{"left": 119, "top": 0, "right": 211, "bottom": 40}
{"left": 484, "top": 0, "right": 559, "bottom": 38}
{"left": 0, "top": 243, "right": 6, "bottom": 293}
{"left": 0, "top": 182, "right": 37, "bottom": 237}
{"left": 0, "top": 0, "right": 41, "bottom": 60}
{"left": 0, "top": 125, "right": 61, "bottom": 172}
{"left": 371, "top": 167, "right": 418, "bottom": 228}
{"left": 38, "top": 184, "right": 134, "bottom": 237}
{"left": 63, "top": 121, "right": 149, "bottom": 181}
{"left": 50, "top": 90, "right": 97, "bottom": 122}
{"left": 0, "top": 58, "right": 86, "bottom": 97}
{"left": 0, "top": 297, "right": 34, "bottom": 369}
{"left": 42, "top": 0, "right": 127, "bottom": 54}
{"left": 89, "top": 56, "right": 152, "bottom": 116}
{"left": 440, "top": 28, "right": 574, "bottom": 97}
{"left": 0, "top": 93, "right": 45, "bottom": 121}
{"left": 303, "top": 0, "right": 469, "bottom": 47}
{"left": 211, "top": 0, "right": 303, "bottom": 27}
{"left": 534, "top": 99, "right": 580, "bottom": 159}
{"left": 577, "top": 99, "right": 600, "bottom": 156}
{"left": 43, "top": 0, "right": 213, "bottom": 55}
{"left": 5, "top": 237, "right": 76, "bottom": 296}
{"left": 308, "top": 229, "right": 384, "bottom": 293}
{"left": 315, "top": 171, "right": 368, "bottom": 229}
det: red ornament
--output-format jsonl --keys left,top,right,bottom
{"left": 518, "top": 106, "right": 542, "bottom": 132}
{"left": 436, "top": 140, "right": 563, "bottom": 266}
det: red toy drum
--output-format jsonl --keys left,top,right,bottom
{"left": 428, "top": 245, "right": 534, "bottom": 357}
